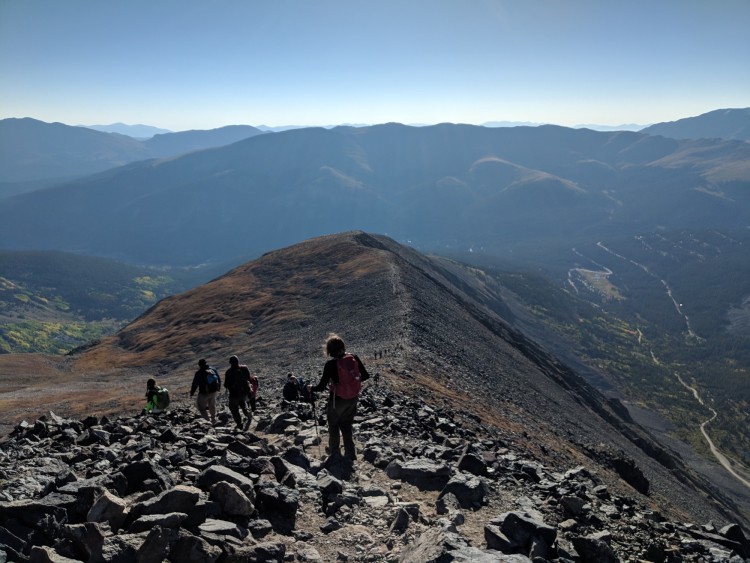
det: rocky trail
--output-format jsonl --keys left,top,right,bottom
{"left": 2, "top": 379, "right": 749, "bottom": 563}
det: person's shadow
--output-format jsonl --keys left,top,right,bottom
{"left": 323, "top": 453, "right": 355, "bottom": 480}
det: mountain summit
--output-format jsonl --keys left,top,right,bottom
{"left": 3, "top": 232, "right": 745, "bottom": 556}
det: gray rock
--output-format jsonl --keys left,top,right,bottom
{"left": 255, "top": 482, "right": 300, "bottom": 534}
{"left": 0, "top": 497, "right": 69, "bottom": 530}
{"left": 136, "top": 525, "right": 173, "bottom": 563}
{"left": 321, "top": 516, "right": 342, "bottom": 533}
{"left": 61, "top": 522, "right": 106, "bottom": 562}
{"left": 485, "top": 511, "right": 556, "bottom": 554}
{"left": 121, "top": 460, "right": 173, "bottom": 495}
{"left": 209, "top": 481, "right": 254, "bottom": 516}
{"left": 317, "top": 473, "right": 344, "bottom": 498}
{"left": 222, "top": 541, "right": 286, "bottom": 562}
{"left": 439, "top": 472, "right": 488, "bottom": 508}
{"left": 130, "top": 484, "right": 202, "bottom": 521}
{"left": 572, "top": 533, "right": 618, "bottom": 563}
{"left": 196, "top": 465, "right": 255, "bottom": 495}
{"left": 560, "top": 495, "right": 587, "bottom": 516}
{"left": 128, "top": 512, "right": 188, "bottom": 533}
{"left": 100, "top": 533, "right": 147, "bottom": 563}
{"left": 398, "top": 526, "right": 470, "bottom": 562}
{"left": 436, "top": 491, "right": 461, "bottom": 515}
{"left": 198, "top": 518, "right": 245, "bottom": 539}
{"left": 390, "top": 507, "right": 411, "bottom": 534}
{"left": 29, "top": 545, "right": 81, "bottom": 562}
{"left": 87, "top": 490, "right": 127, "bottom": 530}
{"left": 169, "top": 530, "right": 222, "bottom": 563}
{"left": 451, "top": 546, "right": 530, "bottom": 562}
{"left": 385, "top": 458, "right": 451, "bottom": 490}
{"left": 457, "top": 450, "right": 487, "bottom": 477}
{"left": 0, "top": 525, "right": 26, "bottom": 556}
{"left": 247, "top": 518, "right": 274, "bottom": 539}
{"left": 281, "top": 446, "right": 311, "bottom": 470}
{"left": 484, "top": 523, "right": 515, "bottom": 552}
{"left": 266, "top": 413, "right": 301, "bottom": 434}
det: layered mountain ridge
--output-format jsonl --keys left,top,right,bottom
{"left": 1, "top": 123, "right": 748, "bottom": 267}
{"left": 0, "top": 118, "right": 265, "bottom": 187}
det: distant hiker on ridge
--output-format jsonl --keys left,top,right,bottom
{"left": 143, "top": 378, "right": 170, "bottom": 415}
{"left": 190, "top": 358, "right": 221, "bottom": 424}
{"left": 313, "top": 333, "right": 370, "bottom": 461}
{"left": 224, "top": 355, "right": 253, "bottom": 430}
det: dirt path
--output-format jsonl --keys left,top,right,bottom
{"left": 673, "top": 372, "right": 750, "bottom": 490}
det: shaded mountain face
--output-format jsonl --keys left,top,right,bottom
{"left": 1, "top": 122, "right": 748, "bottom": 266}
{"left": 640, "top": 107, "right": 750, "bottom": 141}
{"left": 0, "top": 118, "right": 148, "bottom": 184}
{"left": 14, "top": 232, "right": 743, "bottom": 529}
{"left": 0, "top": 118, "right": 266, "bottom": 188}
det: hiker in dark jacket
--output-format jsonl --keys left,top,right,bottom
{"left": 283, "top": 373, "right": 300, "bottom": 402}
{"left": 225, "top": 355, "right": 252, "bottom": 430}
{"left": 190, "top": 358, "right": 220, "bottom": 424}
{"left": 313, "top": 333, "right": 369, "bottom": 460}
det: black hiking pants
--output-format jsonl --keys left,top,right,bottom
{"left": 326, "top": 396, "right": 358, "bottom": 459}
{"left": 228, "top": 393, "right": 250, "bottom": 427}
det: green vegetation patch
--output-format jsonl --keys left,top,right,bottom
{"left": 0, "top": 319, "right": 119, "bottom": 355}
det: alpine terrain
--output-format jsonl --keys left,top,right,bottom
{"left": 1, "top": 232, "right": 748, "bottom": 562}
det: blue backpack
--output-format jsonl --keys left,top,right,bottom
{"left": 206, "top": 368, "right": 220, "bottom": 393}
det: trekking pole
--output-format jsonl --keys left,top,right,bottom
{"left": 311, "top": 399, "right": 322, "bottom": 457}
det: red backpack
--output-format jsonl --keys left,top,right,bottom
{"left": 333, "top": 354, "right": 362, "bottom": 400}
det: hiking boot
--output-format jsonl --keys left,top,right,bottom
{"left": 243, "top": 417, "right": 251, "bottom": 430}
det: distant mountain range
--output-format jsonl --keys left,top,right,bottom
{"left": 640, "top": 108, "right": 750, "bottom": 141}
{"left": 0, "top": 118, "right": 266, "bottom": 188}
{"left": 1, "top": 121, "right": 748, "bottom": 267}
{"left": 82, "top": 122, "right": 173, "bottom": 138}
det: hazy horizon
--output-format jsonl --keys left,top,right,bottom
{"left": 1, "top": 0, "right": 749, "bottom": 131}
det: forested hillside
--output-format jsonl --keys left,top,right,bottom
{"left": 0, "top": 251, "right": 196, "bottom": 354}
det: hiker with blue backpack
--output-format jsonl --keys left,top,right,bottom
{"left": 312, "top": 333, "right": 370, "bottom": 461}
{"left": 190, "top": 358, "right": 221, "bottom": 424}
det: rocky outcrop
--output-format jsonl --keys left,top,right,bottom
{"left": 1, "top": 383, "right": 748, "bottom": 563}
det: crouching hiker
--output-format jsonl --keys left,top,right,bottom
{"left": 143, "top": 378, "right": 170, "bottom": 414}
{"left": 190, "top": 358, "right": 221, "bottom": 424}
{"left": 225, "top": 355, "right": 253, "bottom": 430}
{"left": 283, "top": 373, "right": 299, "bottom": 402}
{"left": 312, "top": 333, "right": 370, "bottom": 461}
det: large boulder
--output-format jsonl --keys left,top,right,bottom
{"left": 398, "top": 525, "right": 471, "bottom": 562}
{"left": 196, "top": 466, "right": 255, "bottom": 495}
{"left": 209, "top": 482, "right": 254, "bottom": 516}
{"left": 87, "top": 490, "right": 127, "bottom": 531}
{"left": 572, "top": 532, "right": 618, "bottom": 563}
{"left": 255, "top": 483, "right": 300, "bottom": 534}
{"left": 121, "top": 460, "right": 173, "bottom": 495}
{"left": 484, "top": 511, "right": 556, "bottom": 557}
{"left": 385, "top": 458, "right": 451, "bottom": 490}
{"left": 438, "top": 472, "right": 488, "bottom": 509}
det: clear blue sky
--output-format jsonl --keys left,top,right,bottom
{"left": 1, "top": 0, "right": 748, "bottom": 131}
